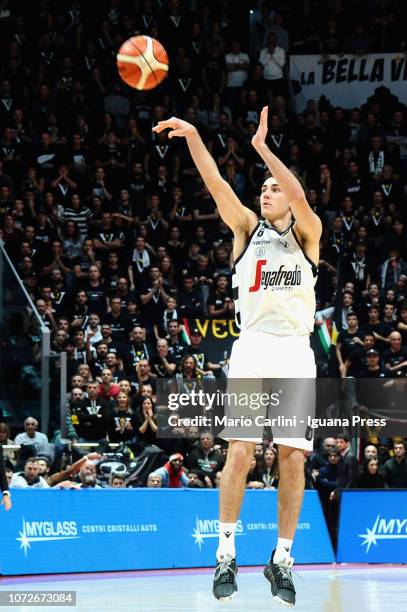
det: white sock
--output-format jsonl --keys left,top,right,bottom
{"left": 273, "top": 538, "right": 293, "bottom": 564}
{"left": 216, "top": 522, "right": 236, "bottom": 561}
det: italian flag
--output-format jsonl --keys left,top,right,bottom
{"left": 181, "top": 318, "right": 192, "bottom": 345}
{"left": 317, "top": 319, "right": 339, "bottom": 354}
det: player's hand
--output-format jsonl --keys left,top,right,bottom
{"left": 152, "top": 117, "right": 197, "bottom": 140}
{"left": 252, "top": 106, "right": 269, "bottom": 149}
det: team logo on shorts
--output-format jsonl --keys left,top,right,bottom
{"left": 255, "top": 246, "right": 266, "bottom": 258}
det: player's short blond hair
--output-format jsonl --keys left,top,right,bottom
{"left": 264, "top": 170, "right": 306, "bottom": 192}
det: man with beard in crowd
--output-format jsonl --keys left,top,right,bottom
{"left": 10, "top": 457, "right": 50, "bottom": 488}
{"left": 55, "top": 459, "right": 103, "bottom": 489}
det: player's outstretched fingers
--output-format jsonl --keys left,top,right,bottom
{"left": 168, "top": 129, "right": 182, "bottom": 139}
{"left": 152, "top": 123, "right": 166, "bottom": 133}
{"left": 152, "top": 119, "right": 178, "bottom": 133}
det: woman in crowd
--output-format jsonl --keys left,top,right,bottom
{"left": 246, "top": 455, "right": 264, "bottom": 489}
{"left": 257, "top": 447, "right": 279, "bottom": 489}
{"left": 359, "top": 458, "right": 387, "bottom": 488}
{"left": 135, "top": 396, "right": 158, "bottom": 447}
{"left": 107, "top": 392, "right": 139, "bottom": 449}
{"left": 159, "top": 255, "right": 177, "bottom": 294}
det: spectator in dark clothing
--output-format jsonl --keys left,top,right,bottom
{"left": 139, "top": 267, "right": 169, "bottom": 329}
{"left": 383, "top": 441, "right": 407, "bottom": 488}
{"left": 68, "top": 381, "right": 111, "bottom": 442}
{"left": 207, "top": 274, "right": 234, "bottom": 319}
{"left": 185, "top": 432, "right": 223, "bottom": 486}
{"left": 135, "top": 396, "right": 158, "bottom": 447}
{"left": 166, "top": 319, "right": 188, "bottom": 363}
{"left": 356, "top": 348, "right": 387, "bottom": 378}
{"left": 308, "top": 437, "right": 337, "bottom": 471}
{"left": 359, "top": 459, "right": 387, "bottom": 488}
{"left": 334, "top": 433, "right": 359, "bottom": 495}
{"left": 177, "top": 275, "right": 204, "bottom": 318}
{"left": 103, "top": 296, "right": 131, "bottom": 342}
{"left": 380, "top": 247, "right": 407, "bottom": 293}
{"left": 316, "top": 449, "right": 341, "bottom": 525}
{"left": 383, "top": 331, "right": 407, "bottom": 377}
{"left": 344, "top": 333, "right": 377, "bottom": 377}
{"left": 336, "top": 312, "right": 364, "bottom": 377}
{"left": 107, "top": 392, "right": 139, "bottom": 448}
{"left": 317, "top": 450, "right": 341, "bottom": 495}
{"left": 183, "top": 327, "right": 223, "bottom": 376}
{"left": 149, "top": 338, "right": 177, "bottom": 378}
{"left": 361, "top": 306, "right": 391, "bottom": 354}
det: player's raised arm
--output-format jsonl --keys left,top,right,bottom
{"left": 152, "top": 118, "right": 256, "bottom": 234}
{"left": 251, "top": 106, "right": 322, "bottom": 244}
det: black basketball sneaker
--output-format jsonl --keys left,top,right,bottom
{"left": 263, "top": 551, "right": 296, "bottom": 607}
{"left": 212, "top": 557, "right": 238, "bottom": 601}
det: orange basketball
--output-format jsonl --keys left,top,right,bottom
{"left": 116, "top": 35, "right": 169, "bottom": 90}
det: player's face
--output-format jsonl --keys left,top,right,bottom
{"left": 260, "top": 179, "right": 290, "bottom": 222}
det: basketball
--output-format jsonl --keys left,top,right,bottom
{"left": 116, "top": 35, "right": 169, "bottom": 90}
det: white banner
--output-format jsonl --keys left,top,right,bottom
{"left": 290, "top": 53, "right": 407, "bottom": 111}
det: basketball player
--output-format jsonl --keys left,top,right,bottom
{"left": 153, "top": 106, "right": 321, "bottom": 607}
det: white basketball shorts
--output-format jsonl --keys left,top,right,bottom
{"left": 219, "top": 329, "right": 316, "bottom": 450}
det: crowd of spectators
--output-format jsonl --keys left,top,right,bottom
{"left": 1, "top": 0, "right": 407, "bottom": 504}
{"left": 2, "top": 427, "right": 406, "bottom": 495}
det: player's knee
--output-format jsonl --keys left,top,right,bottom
{"left": 279, "top": 446, "right": 304, "bottom": 471}
{"left": 228, "top": 441, "right": 254, "bottom": 473}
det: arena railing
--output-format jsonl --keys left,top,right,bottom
{"left": 0, "top": 240, "right": 57, "bottom": 434}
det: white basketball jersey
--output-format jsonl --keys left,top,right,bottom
{"left": 232, "top": 220, "right": 317, "bottom": 335}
